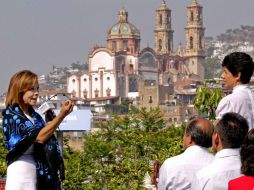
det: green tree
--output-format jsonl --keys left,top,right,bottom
{"left": 63, "top": 150, "right": 84, "bottom": 190}
{"left": 67, "top": 107, "right": 185, "bottom": 189}
{"left": 0, "top": 126, "right": 7, "bottom": 178}
{"left": 194, "top": 84, "right": 224, "bottom": 120}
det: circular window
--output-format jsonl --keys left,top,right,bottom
{"left": 95, "top": 77, "right": 98, "bottom": 81}
{"left": 84, "top": 78, "right": 87, "bottom": 82}
{"left": 107, "top": 77, "right": 110, "bottom": 80}
{"left": 72, "top": 79, "right": 75, "bottom": 83}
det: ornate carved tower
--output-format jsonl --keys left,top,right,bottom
{"left": 185, "top": 0, "right": 205, "bottom": 78}
{"left": 154, "top": 0, "right": 174, "bottom": 55}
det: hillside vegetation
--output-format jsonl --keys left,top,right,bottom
{"left": 217, "top": 25, "right": 254, "bottom": 43}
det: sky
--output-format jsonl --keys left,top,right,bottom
{"left": 0, "top": 0, "right": 254, "bottom": 94}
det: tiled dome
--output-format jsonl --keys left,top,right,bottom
{"left": 108, "top": 8, "right": 140, "bottom": 39}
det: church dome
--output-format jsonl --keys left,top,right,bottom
{"left": 108, "top": 8, "right": 140, "bottom": 39}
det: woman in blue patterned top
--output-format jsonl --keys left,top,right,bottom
{"left": 2, "top": 70, "right": 74, "bottom": 190}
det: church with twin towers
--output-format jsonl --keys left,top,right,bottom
{"left": 67, "top": 0, "right": 205, "bottom": 119}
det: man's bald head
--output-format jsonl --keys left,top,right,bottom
{"left": 185, "top": 117, "right": 214, "bottom": 148}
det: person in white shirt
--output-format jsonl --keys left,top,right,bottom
{"left": 191, "top": 112, "right": 249, "bottom": 190}
{"left": 216, "top": 52, "right": 254, "bottom": 129}
{"left": 158, "top": 117, "right": 214, "bottom": 190}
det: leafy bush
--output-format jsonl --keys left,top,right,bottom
{"left": 65, "top": 107, "right": 185, "bottom": 189}
{"left": 194, "top": 85, "right": 224, "bottom": 120}
{"left": 0, "top": 128, "right": 7, "bottom": 178}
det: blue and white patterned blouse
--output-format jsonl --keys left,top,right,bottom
{"left": 2, "top": 103, "right": 64, "bottom": 190}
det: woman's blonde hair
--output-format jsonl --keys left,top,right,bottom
{"left": 5, "top": 70, "right": 38, "bottom": 107}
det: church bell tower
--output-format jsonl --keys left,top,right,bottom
{"left": 185, "top": 0, "right": 205, "bottom": 78}
{"left": 154, "top": 0, "right": 174, "bottom": 55}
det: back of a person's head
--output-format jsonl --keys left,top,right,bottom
{"left": 240, "top": 129, "right": 254, "bottom": 176}
{"left": 215, "top": 112, "right": 249, "bottom": 149}
{"left": 222, "top": 52, "right": 254, "bottom": 84}
{"left": 185, "top": 117, "right": 214, "bottom": 148}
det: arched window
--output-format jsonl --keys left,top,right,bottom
{"left": 199, "top": 36, "right": 202, "bottom": 49}
{"left": 159, "top": 14, "right": 162, "bottom": 26}
{"left": 190, "top": 36, "right": 193, "bottom": 49}
{"left": 129, "top": 64, "right": 134, "bottom": 73}
{"left": 123, "top": 39, "right": 128, "bottom": 50}
{"left": 167, "top": 77, "right": 172, "bottom": 85}
{"left": 83, "top": 89, "right": 88, "bottom": 99}
{"left": 94, "top": 89, "right": 99, "bottom": 98}
{"left": 121, "top": 64, "right": 125, "bottom": 73}
{"left": 190, "top": 11, "right": 194, "bottom": 22}
{"left": 106, "top": 88, "right": 111, "bottom": 97}
{"left": 72, "top": 90, "right": 76, "bottom": 98}
{"left": 149, "top": 96, "right": 153, "bottom": 104}
{"left": 112, "top": 41, "right": 117, "bottom": 51}
{"left": 174, "top": 62, "right": 179, "bottom": 70}
{"left": 168, "top": 39, "right": 171, "bottom": 51}
{"left": 159, "top": 39, "right": 162, "bottom": 51}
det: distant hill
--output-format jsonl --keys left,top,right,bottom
{"left": 204, "top": 25, "right": 254, "bottom": 79}
{"left": 216, "top": 25, "right": 254, "bottom": 44}
{"left": 205, "top": 25, "right": 254, "bottom": 58}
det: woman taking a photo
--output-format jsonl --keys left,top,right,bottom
{"left": 2, "top": 70, "right": 74, "bottom": 190}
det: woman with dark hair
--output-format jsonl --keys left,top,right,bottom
{"left": 2, "top": 70, "right": 74, "bottom": 190}
{"left": 228, "top": 128, "right": 254, "bottom": 189}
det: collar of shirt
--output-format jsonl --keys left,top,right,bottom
{"left": 215, "top": 148, "right": 240, "bottom": 159}
{"left": 233, "top": 84, "right": 249, "bottom": 92}
{"left": 184, "top": 145, "right": 210, "bottom": 155}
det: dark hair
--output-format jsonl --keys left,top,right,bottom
{"left": 222, "top": 52, "right": 254, "bottom": 84}
{"left": 185, "top": 118, "right": 213, "bottom": 148}
{"left": 240, "top": 129, "right": 254, "bottom": 176}
{"left": 215, "top": 112, "right": 249, "bottom": 148}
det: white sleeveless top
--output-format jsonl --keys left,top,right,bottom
{"left": 5, "top": 113, "right": 37, "bottom": 190}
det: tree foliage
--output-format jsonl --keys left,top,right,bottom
{"left": 0, "top": 125, "right": 7, "bottom": 178}
{"left": 63, "top": 150, "right": 84, "bottom": 189}
{"left": 63, "top": 107, "right": 185, "bottom": 189}
{"left": 217, "top": 25, "right": 254, "bottom": 43}
{"left": 194, "top": 85, "right": 224, "bottom": 120}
